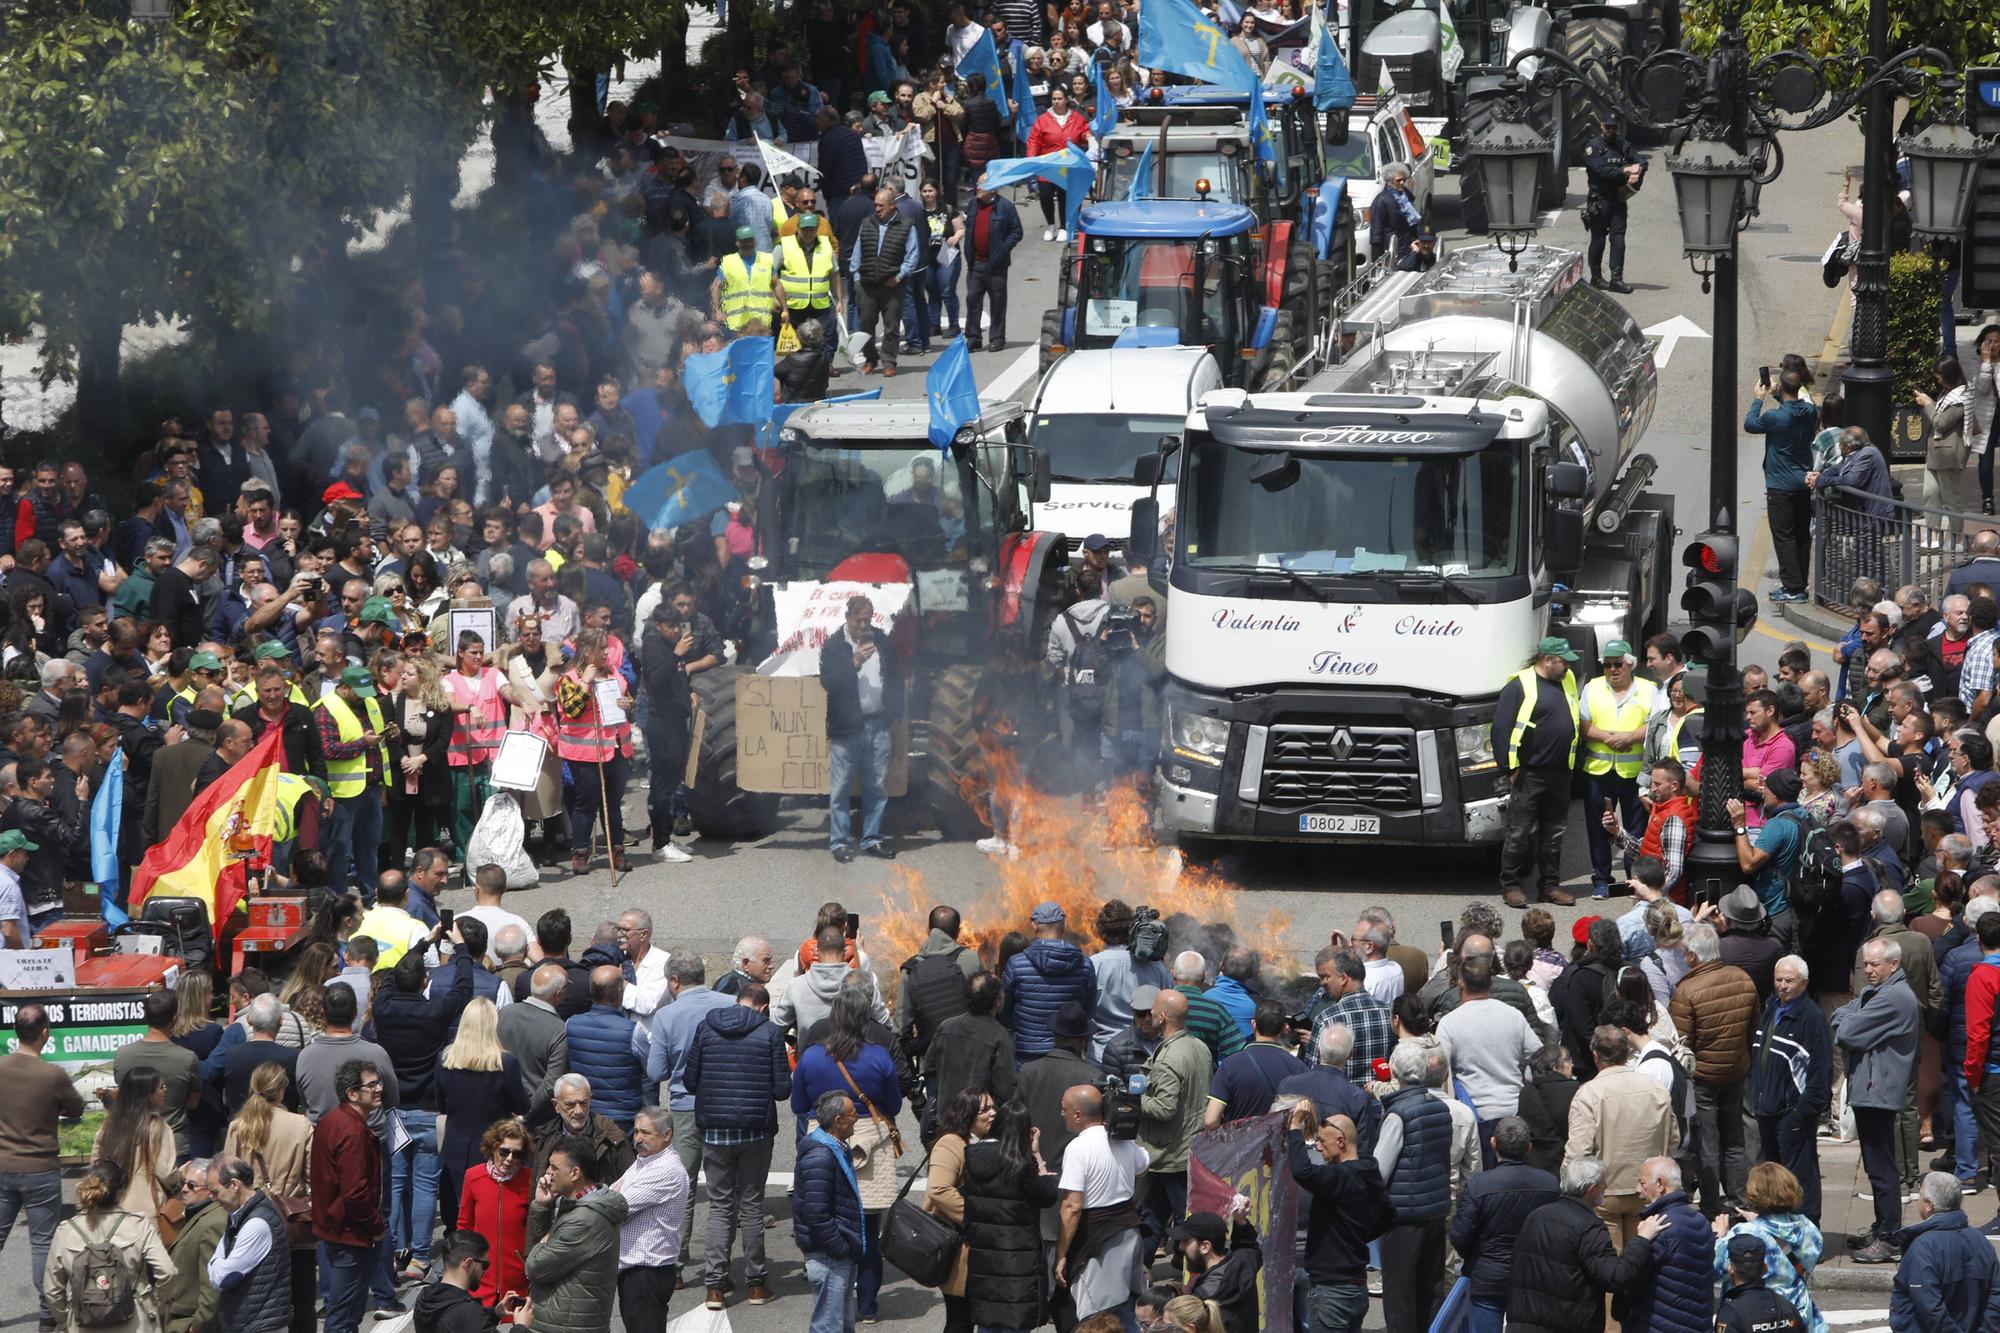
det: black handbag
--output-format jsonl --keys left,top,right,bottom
{"left": 877, "top": 1147, "right": 962, "bottom": 1288}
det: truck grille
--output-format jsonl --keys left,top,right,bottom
{"left": 1261, "top": 725, "right": 1420, "bottom": 809}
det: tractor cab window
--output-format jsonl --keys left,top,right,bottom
{"left": 1102, "top": 148, "right": 1247, "bottom": 203}
{"left": 783, "top": 443, "right": 979, "bottom": 572}
{"left": 1081, "top": 237, "right": 1239, "bottom": 347}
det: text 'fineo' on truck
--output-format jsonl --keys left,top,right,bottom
{"left": 1126, "top": 243, "right": 1673, "bottom": 852}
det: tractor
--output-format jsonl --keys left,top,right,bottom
{"left": 683, "top": 400, "right": 1069, "bottom": 841}
{"left": 1036, "top": 197, "right": 1328, "bottom": 391}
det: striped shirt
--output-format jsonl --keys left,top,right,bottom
{"left": 1176, "top": 985, "right": 1248, "bottom": 1064}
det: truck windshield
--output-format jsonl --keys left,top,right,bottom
{"left": 1179, "top": 441, "right": 1522, "bottom": 577}
{"left": 1081, "top": 240, "right": 1230, "bottom": 344}
{"left": 1032, "top": 413, "right": 1187, "bottom": 482}
{"left": 783, "top": 444, "right": 977, "bottom": 571}
{"left": 1323, "top": 136, "right": 1374, "bottom": 180}
{"left": 1101, "top": 150, "right": 1244, "bottom": 203}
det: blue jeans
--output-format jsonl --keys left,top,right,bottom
{"left": 924, "top": 256, "right": 962, "bottom": 333}
{"left": 1307, "top": 1282, "right": 1370, "bottom": 1333}
{"left": 389, "top": 1107, "right": 440, "bottom": 1262}
{"left": 324, "top": 795, "right": 356, "bottom": 896}
{"left": 1583, "top": 769, "right": 1643, "bottom": 893}
{"left": 1950, "top": 1066, "right": 1982, "bottom": 1179}
{"left": 856, "top": 1213, "right": 883, "bottom": 1318}
{"left": 346, "top": 791, "right": 382, "bottom": 897}
{"left": 828, "top": 720, "right": 892, "bottom": 850}
{"left": 804, "top": 1253, "right": 857, "bottom": 1333}
{"left": 321, "top": 1241, "right": 374, "bottom": 1333}
{"left": 0, "top": 1168, "right": 62, "bottom": 1321}
{"left": 902, "top": 270, "right": 933, "bottom": 349}
{"left": 1466, "top": 1300, "right": 1506, "bottom": 1333}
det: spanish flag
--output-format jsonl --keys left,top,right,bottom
{"left": 131, "top": 725, "right": 285, "bottom": 939}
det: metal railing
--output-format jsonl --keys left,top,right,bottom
{"left": 1810, "top": 484, "right": 1990, "bottom": 608}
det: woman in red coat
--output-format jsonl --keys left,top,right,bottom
{"left": 456, "top": 1118, "right": 534, "bottom": 1307}
{"left": 1024, "top": 86, "right": 1092, "bottom": 241}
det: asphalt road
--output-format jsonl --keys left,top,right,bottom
{"left": 0, "top": 117, "right": 1909, "bottom": 1333}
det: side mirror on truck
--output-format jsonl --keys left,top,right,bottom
{"left": 1546, "top": 507, "right": 1585, "bottom": 575}
{"left": 1129, "top": 497, "right": 1161, "bottom": 563}
{"left": 1017, "top": 445, "right": 1053, "bottom": 504}
{"left": 1547, "top": 462, "right": 1589, "bottom": 499}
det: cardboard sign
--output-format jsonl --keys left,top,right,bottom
{"left": 862, "top": 125, "right": 931, "bottom": 198}
{"left": 0, "top": 947, "right": 78, "bottom": 989}
{"left": 734, "top": 674, "right": 908, "bottom": 796}
{"left": 757, "top": 581, "right": 914, "bottom": 677}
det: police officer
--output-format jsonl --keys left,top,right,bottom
{"left": 1493, "top": 636, "right": 1581, "bottom": 910}
{"left": 1579, "top": 639, "right": 1656, "bottom": 900}
{"left": 777, "top": 212, "right": 846, "bottom": 372}
{"left": 711, "top": 225, "right": 777, "bottom": 333}
{"left": 1582, "top": 117, "right": 1646, "bottom": 294}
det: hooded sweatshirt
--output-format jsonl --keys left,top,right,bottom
{"left": 413, "top": 1282, "right": 498, "bottom": 1333}
{"left": 685, "top": 1003, "right": 793, "bottom": 1137}
{"left": 774, "top": 961, "right": 890, "bottom": 1039}
{"left": 1002, "top": 937, "right": 1099, "bottom": 1059}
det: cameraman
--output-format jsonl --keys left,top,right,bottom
{"left": 1098, "top": 595, "right": 1165, "bottom": 789}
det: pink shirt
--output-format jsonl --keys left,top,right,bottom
{"left": 1742, "top": 728, "right": 1797, "bottom": 829}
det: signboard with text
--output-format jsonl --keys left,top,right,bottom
{"left": 733, "top": 674, "right": 908, "bottom": 796}
{"left": 0, "top": 990, "right": 153, "bottom": 1097}
{"left": 0, "top": 948, "right": 77, "bottom": 990}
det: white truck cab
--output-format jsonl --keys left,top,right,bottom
{"left": 1027, "top": 344, "right": 1223, "bottom": 546}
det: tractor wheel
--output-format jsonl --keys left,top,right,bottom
{"left": 919, "top": 664, "right": 993, "bottom": 840}
{"left": 1538, "top": 83, "right": 1571, "bottom": 209}
{"left": 1039, "top": 309, "right": 1062, "bottom": 374}
{"left": 1255, "top": 315, "right": 1297, "bottom": 391}
{"left": 1457, "top": 95, "right": 1495, "bottom": 233}
{"left": 1283, "top": 229, "right": 1315, "bottom": 307}
{"left": 1560, "top": 16, "right": 1626, "bottom": 168}
{"left": 683, "top": 666, "right": 782, "bottom": 841}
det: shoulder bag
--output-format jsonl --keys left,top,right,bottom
{"left": 835, "top": 1057, "right": 905, "bottom": 1159}
{"left": 253, "top": 1149, "right": 316, "bottom": 1248}
{"left": 876, "top": 1145, "right": 962, "bottom": 1288}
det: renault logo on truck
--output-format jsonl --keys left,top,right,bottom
{"left": 1327, "top": 728, "right": 1355, "bottom": 761}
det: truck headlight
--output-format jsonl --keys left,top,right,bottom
{"left": 1169, "top": 707, "right": 1230, "bottom": 766}
{"left": 1454, "top": 724, "right": 1495, "bottom": 772}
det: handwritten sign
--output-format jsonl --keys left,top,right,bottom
{"left": 757, "top": 581, "right": 913, "bottom": 677}
{"left": 0, "top": 948, "right": 78, "bottom": 990}
{"left": 861, "top": 125, "right": 931, "bottom": 198}
{"left": 734, "top": 674, "right": 908, "bottom": 796}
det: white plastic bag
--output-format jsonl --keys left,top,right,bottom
{"left": 466, "top": 791, "right": 538, "bottom": 888}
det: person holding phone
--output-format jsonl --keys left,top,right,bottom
{"left": 1746, "top": 368, "right": 1820, "bottom": 605}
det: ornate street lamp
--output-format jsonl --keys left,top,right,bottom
{"left": 1463, "top": 110, "right": 1552, "bottom": 269}
{"left": 1665, "top": 137, "right": 1756, "bottom": 289}
{"left": 1901, "top": 114, "right": 1991, "bottom": 238}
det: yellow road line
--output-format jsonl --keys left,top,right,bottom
{"left": 1743, "top": 511, "right": 1835, "bottom": 653}
{"left": 1750, "top": 621, "right": 1834, "bottom": 653}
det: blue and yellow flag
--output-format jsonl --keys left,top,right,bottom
{"left": 927, "top": 339, "right": 983, "bottom": 450}
{"left": 1138, "top": 0, "right": 1275, "bottom": 162}
{"left": 686, "top": 337, "right": 776, "bottom": 429}
{"left": 979, "top": 145, "right": 1095, "bottom": 232}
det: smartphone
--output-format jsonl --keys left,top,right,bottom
{"left": 1758, "top": 365, "right": 1771, "bottom": 387}
{"left": 1438, "top": 920, "right": 1454, "bottom": 949}
{"left": 845, "top": 912, "right": 860, "bottom": 939}
{"left": 438, "top": 908, "right": 454, "bottom": 932}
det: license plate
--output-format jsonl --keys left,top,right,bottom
{"left": 1298, "top": 813, "right": 1381, "bottom": 835}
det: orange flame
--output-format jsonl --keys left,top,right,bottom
{"left": 874, "top": 745, "right": 1294, "bottom": 989}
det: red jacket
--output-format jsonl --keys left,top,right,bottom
{"left": 458, "top": 1162, "right": 532, "bottom": 1306}
{"left": 1963, "top": 956, "right": 2000, "bottom": 1090}
{"left": 1026, "top": 109, "right": 1091, "bottom": 158}
{"left": 310, "top": 1104, "right": 384, "bottom": 1247}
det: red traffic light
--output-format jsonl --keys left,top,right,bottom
{"left": 1681, "top": 533, "right": 1737, "bottom": 578}
{"left": 1686, "top": 542, "right": 1724, "bottom": 575}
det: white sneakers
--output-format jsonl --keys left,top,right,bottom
{"left": 975, "top": 836, "right": 1018, "bottom": 857}
{"left": 656, "top": 843, "right": 692, "bottom": 864}
{"left": 1057, "top": 229, "right": 1070, "bottom": 243}
{"left": 1042, "top": 226, "right": 1056, "bottom": 242}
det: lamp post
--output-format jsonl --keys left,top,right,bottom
{"left": 1461, "top": 1, "right": 1987, "bottom": 901}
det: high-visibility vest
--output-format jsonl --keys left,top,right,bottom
{"left": 288, "top": 682, "right": 311, "bottom": 709}
{"left": 1580, "top": 675, "right": 1658, "bottom": 778}
{"left": 1667, "top": 708, "right": 1705, "bottom": 769}
{"left": 779, "top": 235, "right": 836, "bottom": 309}
{"left": 554, "top": 671, "right": 632, "bottom": 763}
{"left": 1504, "top": 666, "right": 1579, "bottom": 771}
{"left": 447, "top": 667, "right": 506, "bottom": 766}
{"left": 719, "top": 252, "right": 777, "bottom": 330}
{"left": 226, "top": 683, "right": 256, "bottom": 715}
{"left": 772, "top": 195, "right": 790, "bottom": 228}
{"left": 273, "top": 772, "right": 316, "bottom": 842}
{"left": 167, "top": 685, "right": 196, "bottom": 726}
{"left": 321, "top": 693, "right": 386, "bottom": 798}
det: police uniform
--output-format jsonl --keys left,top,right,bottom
{"left": 1491, "top": 637, "right": 1581, "bottom": 908}
{"left": 1581, "top": 127, "right": 1644, "bottom": 293}
{"left": 1579, "top": 640, "right": 1658, "bottom": 898}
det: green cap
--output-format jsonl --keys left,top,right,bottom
{"left": 188, "top": 651, "right": 223, "bottom": 671}
{"left": 0, "top": 829, "right": 38, "bottom": 855}
{"left": 1602, "top": 640, "right": 1634, "bottom": 660}
{"left": 359, "top": 597, "right": 398, "bottom": 627}
{"left": 735, "top": 225, "right": 756, "bottom": 240}
{"left": 338, "top": 665, "right": 377, "bottom": 698}
{"left": 868, "top": 89, "right": 890, "bottom": 104}
{"left": 1535, "top": 636, "right": 1580, "bottom": 663}
{"left": 252, "top": 640, "right": 292, "bottom": 662}
{"left": 796, "top": 211, "right": 820, "bottom": 228}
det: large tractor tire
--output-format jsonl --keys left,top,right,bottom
{"left": 1560, "top": 16, "right": 1626, "bottom": 168}
{"left": 1457, "top": 94, "right": 1495, "bottom": 233}
{"left": 1254, "top": 312, "right": 1297, "bottom": 391}
{"left": 1038, "top": 309, "right": 1062, "bottom": 375}
{"left": 682, "top": 666, "right": 782, "bottom": 841}
{"left": 1537, "top": 83, "right": 1571, "bottom": 209}
{"left": 918, "top": 664, "right": 993, "bottom": 840}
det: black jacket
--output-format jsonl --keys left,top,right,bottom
{"left": 1715, "top": 1281, "right": 1805, "bottom": 1333}
{"left": 1448, "top": 1160, "right": 1559, "bottom": 1306}
{"left": 0, "top": 794, "right": 82, "bottom": 916}
{"left": 1014, "top": 1046, "right": 1103, "bottom": 1173}
{"left": 923, "top": 1012, "right": 1016, "bottom": 1116}
{"left": 413, "top": 1281, "right": 499, "bottom": 1333}
{"left": 1288, "top": 1135, "right": 1392, "bottom": 1285}
{"left": 961, "top": 1138, "right": 1062, "bottom": 1329}
{"left": 1505, "top": 1196, "right": 1655, "bottom": 1333}
{"left": 818, "top": 625, "right": 904, "bottom": 739}
{"left": 1514, "top": 1071, "right": 1579, "bottom": 1177}
{"left": 235, "top": 700, "right": 329, "bottom": 788}
{"left": 1188, "top": 1221, "right": 1263, "bottom": 1333}
{"left": 1552, "top": 958, "right": 1618, "bottom": 1078}
{"left": 373, "top": 954, "right": 475, "bottom": 1109}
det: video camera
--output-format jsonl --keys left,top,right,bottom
{"left": 1100, "top": 1075, "right": 1143, "bottom": 1141}
{"left": 1101, "top": 604, "right": 1141, "bottom": 648}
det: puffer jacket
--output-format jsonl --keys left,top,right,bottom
{"left": 1447, "top": 1160, "right": 1558, "bottom": 1307}
{"left": 374, "top": 952, "right": 475, "bottom": 1109}
{"left": 1002, "top": 937, "right": 1099, "bottom": 1059}
{"left": 1712, "top": 1215, "right": 1827, "bottom": 1333}
{"left": 1101, "top": 1024, "right": 1158, "bottom": 1084}
{"left": 1506, "top": 1196, "right": 1655, "bottom": 1333}
{"left": 1891, "top": 1208, "right": 2000, "bottom": 1333}
{"left": 961, "top": 1138, "right": 1062, "bottom": 1330}
{"left": 1943, "top": 934, "right": 1985, "bottom": 1067}
{"left": 1669, "top": 959, "right": 1760, "bottom": 1084}
{"left": 524, "top": 1189, "right": 628, "bottom": 1333}
{"left": 793, "top": 1132, "right": 864, "bottom": 1262}
{"left": 563, "top": 1004, "right": 647, "bottom": 1127}
{"left": 1621, "top": 1191, "right": 1714, "bottom": 1333}
{"left": 684, "top": 1003, "right": 791, "bottom": 1137}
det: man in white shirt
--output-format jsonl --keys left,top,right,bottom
{"left": 1056, "top": 1084, "right": 1151, "bottom": 1322}
{"left": 617, "top": 908, "right": 672, "bottom": 1017}
{"left": 0, "top": 829, "right": 32, "bottom": 947}
{"left": 457, "top": 864, "right": 532, "bottom": 964}
{"left": 1357, "top": 925, "right": 1405, "bottom": 1004}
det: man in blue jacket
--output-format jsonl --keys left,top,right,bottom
{"left": 564, "top": 966, "right": 650, "bottom": 1133}
{"left": 1750, "top": 954, "right": 1833, "bottom": 1223}
{"left": 685, "top": 985, "right": 792, "bottom": 1311}
{"left": 1448, "top": 1116, "right": 1557, "bottom": 1332}
{"left": 1745, "top": 370, "right": 1819, "bottom": 604}
{"left": 795, "top": 1090, "right": 866, "bottom": 1333}
{"left": 1003, "top": 900, "right": 1099, "bottom": 1060}
{"left": 965, "top": 178, "right": 1023, "bottom": 352}
{"left": 1891, "top": 1172, "right": 2000, "bottom": 1332}
{"left": 1621, "top": 1156, "right": 1714, "bottom": 1333}
{"left": 819, "top": 594, "right": 904, "bottom": 863}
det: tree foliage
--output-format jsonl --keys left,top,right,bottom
{"left": 1682, "top": 0, "right": 2000, "bottom": 98}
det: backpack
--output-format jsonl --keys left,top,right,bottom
{"left": 899, "top": 947, "right": 972, "bottom": 1056}
{"left": 66, "top": 1218, "right": 138, "bottom": 1328}
{"left": 1639, "top": 1046, "right": 1694, "bottom": 1143}
{"left": 1129, "top": 905, "right": 1168, "bottom": 964}
{"left": 1064, "top": 613, "right": 1107, "bottom": 728}
{"left": 1786, "top": 812, "right": 1842, "bottom": 915}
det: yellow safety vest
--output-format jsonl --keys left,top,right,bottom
{"left": 321, "top": 693, "right": 387, "bottom": 798}
{"left": 718, "top": 252, "right": 777, "bottom": 330}
{"left": 779, "top": 235, "right": 836, "bottom": 309}
{"left": 272, "top": 772, "right": 314, "bottom": 842}
{"left": 1580, "top": 675, "right": 1658, "bottom": 778}
{"left": 1667, "top": 708, "right": 1704, "bottom": 767}
{"left": 772, "top": 195, "right": 790, "bottom": 228}
{"left": 1505, "top": 666, "right": 1580, "bottom": 771}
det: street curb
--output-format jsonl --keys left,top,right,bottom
{"left": 1807, "top": 1259, "right": 1896, "bottom": 1293}
{"left": 1775, "top": 597, "right": 1855, "bottom": 642}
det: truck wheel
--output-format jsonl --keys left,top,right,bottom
{"left": 683, "top": 666, "right": 782, "bottom": 841}
{"left": 919, "top": 664, "right": 992, "bottom": 840}
{"left": 1039, "top": 309, "right": 1062, "bottom": 375}
{"left": 1255, "top": 316, "right": 1296, "bottom": 390}
{"left": 1537, "top": 84, "right": 1571, "bottom": 209}
{"left": 1560, "top": 16, "right": 1626, "bottom": 168}
{"left": 1457, "top": 98, "right": 1495, "bottom": 233}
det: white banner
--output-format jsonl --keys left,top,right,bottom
{"left": 862, "top": 125, "right": 932, "bottom": 198}
{"left": 758, "top": 581, "right": 915, "bottom": 676}
{"left": 661, "top": 135, "right": 819, "bottom": 192}
{"left": 757, "top": 134, "right": 821, "bottom": 184}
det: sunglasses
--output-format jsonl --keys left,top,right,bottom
{"left": 494, "top": 1146, "right": 527, "bottom": 1159}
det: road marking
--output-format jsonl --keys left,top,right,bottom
{"left": 981, "top": 344, "right": 1042, "bottom": 404}
{"left": 1539, "top": 208, "right": 1563, "bottom": 228}
{"left": 667, "top": 1309, "right": 732, "bottom": 1332}
{"left": 1641, "top": 314, "right": 1710, "bottom": 369}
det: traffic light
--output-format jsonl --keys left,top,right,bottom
{"left": 1679, "top": 533, "right": 1758, "bottom": 663}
